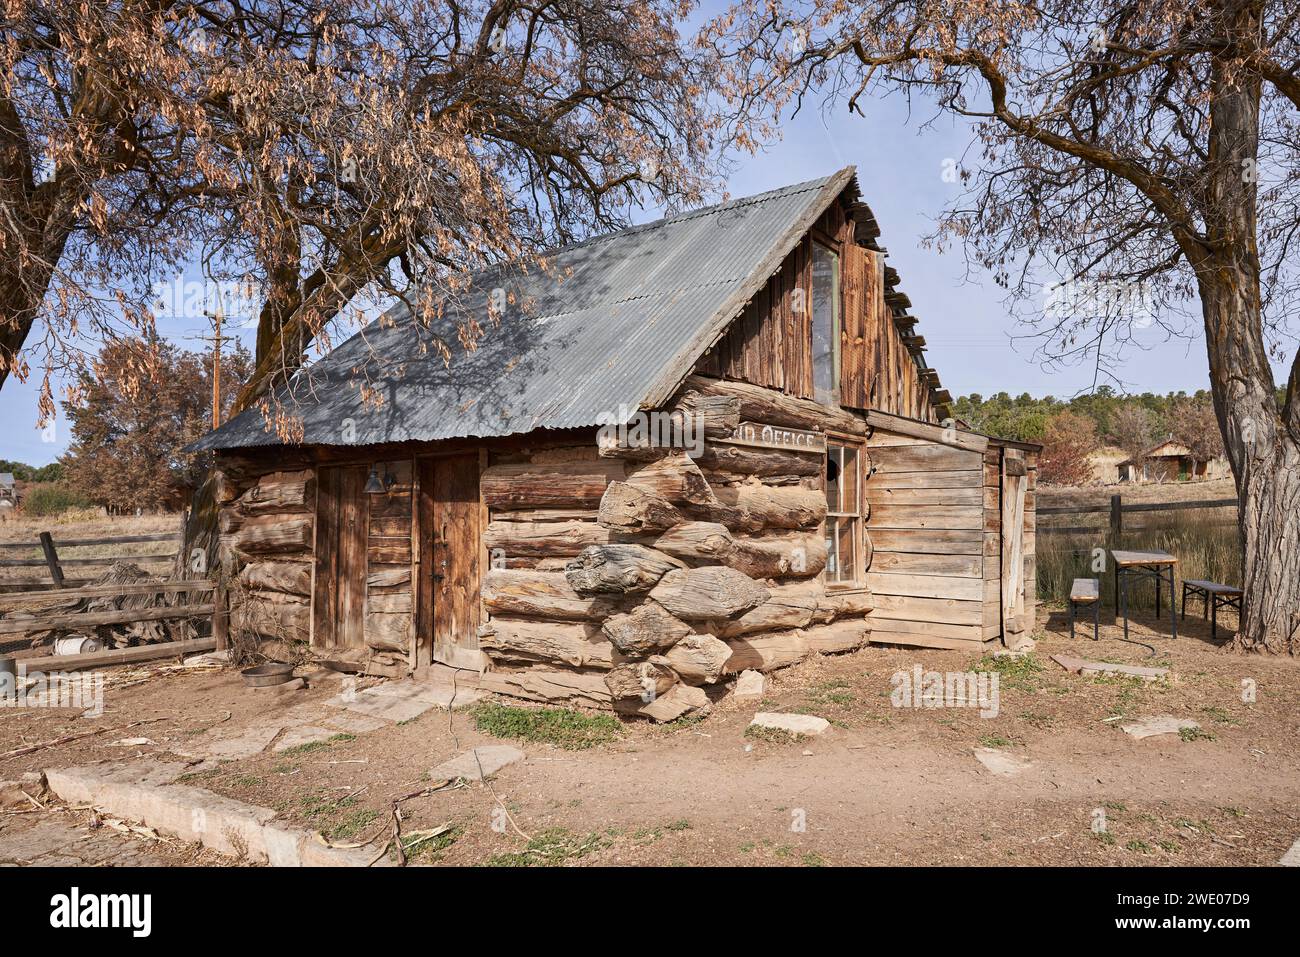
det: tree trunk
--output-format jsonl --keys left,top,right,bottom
{"left": 1199, "top": 9, "right": 1300, "bottom": 653}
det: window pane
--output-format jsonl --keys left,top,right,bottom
{"left": 824, "top": 518, "right": 837, "bottom": 578}
{"left": 825, "top": 446, "right": 841, "bottom": 512}
{"left": 811, "top": 243, "right": 839, "bottom": 404}
{"left": 841, "top": 446, "right": 858, "bottom": 517}
{"left": 837, "top": 518, "right": 858, "bottom": 584}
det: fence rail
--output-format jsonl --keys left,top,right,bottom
{"left": 1039, "top": 494, "right": 1238, "bottom": 537}
{"left": 0, "top": 525, "right": 182, "bottom": 588}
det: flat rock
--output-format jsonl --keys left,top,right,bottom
{"left": 1119, "top": 715, "right": 1199, "bottom": 739}
{"left": 733, "top": 669, "right": 766, "bottom": 699}
{"left": 430, "top": 745, "right": 526, "bottom": 782}
{"left": 1280, "top": 836, "right": 1300, "bottom": 867}
{"left": 177, "top": 723, "right": 284, "bottom": 761}
{"left": 973, "top": 748, "right": 1033, "bottom": 777}
{"left": 749, "top": 712, "right": 829, "bottom": 737}
{"left": 273, "top": 726, "right": 339, "bottom": 753}
{"left": 1052, "top": 654, "right": 1168, "bottom": 682}
{"left": 327, "top": 678, "right": 483, "bottom": 723}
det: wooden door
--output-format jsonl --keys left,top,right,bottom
{"left": 313, "top": 465, "right": 368, "bottom": 649}
{"left": 416, "top": 453, "right": 484, "bottom": 669}
{"left": 1000, "top": 449, "right": 1028, "bottom": 639}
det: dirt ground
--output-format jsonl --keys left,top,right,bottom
{"left": 2, "top": 593, "right": 1297, "bottom": 867}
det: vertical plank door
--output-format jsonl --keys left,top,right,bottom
{"left": 313, "top": 465, "right": 368, "bottom": 649}
{"left": 416, "top": 453, "right": 484, "bottom": 669}
{"left": 1000, "top": 449, "right": 1028, "bottom": 639}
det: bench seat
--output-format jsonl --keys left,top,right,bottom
{"left": 1070, "top": 578, "right": 1100, "bottom": 603}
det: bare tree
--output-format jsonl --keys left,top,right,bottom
{"left": 1111, "top": 405, "right": 1158, "bottom": 462}
{"left": 705, "top": 0, "right": 1300, "bottom": 652}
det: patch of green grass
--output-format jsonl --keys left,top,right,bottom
{"left": 977, "top": 734, "right": 1015, "bottom": 749}
{"left": 280, "top": 740, "right": 331, "bottom": 756}
{"left": 663, "top": 818, "right": 691, "bottom": 832}
{"left": 1125, "top": 840, "right": 1153, "bottom": 853}
{"left": 329, "top": 733, "right": 357, "bottom": 742}
{"left": 484, "top": 827, "right": 609, "bottom": 866}
{"left": 1217, "top": 806, "right": 1245, "bottom": 818}
{"left": 1157, "top": 839, "right": 1180, "bottom": 853}
{"left": 175, "top": 768, "right": 221, "bottom": 784}
{"left": 1018, "top": 710, "right": 1054, "bottom": 728}
{"left": 801, "top": 852, "right": 827, "bottom": 867}
{"left": 1094, "top": 830, "right": 1116, "bottom": 846}
{"left": 472, "top": 703, "right": 622, "bottom": 751}
{"left": 329, "top": 807, "right": 379, "bottom": 841}
{"left": 230, "top": 775, "right": 266, "bottom": 790}
{"left": 1104, "top": 801, "right": 1128, "bottom": 813}
{"left": 1201, "top": 706, "right": 1240, "bottom": 726}
{"left": 1179, "top": 726, "right": 1216, "bottom": 742}
{"left": 403, "top": 824, "right": 462, "bottom": 862}
{"left": 976, "top": 652, "right": 1044, "bottom": 691}
{"left": 744, "top": 724, "right": 803, "bottom": 744}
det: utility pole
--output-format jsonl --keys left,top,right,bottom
{"left": 190, "top": 301, "right": 235, "bottom": 430}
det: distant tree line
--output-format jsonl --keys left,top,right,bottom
{"left": 951, "top": 388, "right": 1242, "bottom": 486}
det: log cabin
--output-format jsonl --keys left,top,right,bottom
{"left": 191, "top": 167, "right": 1040, "bottom": 720}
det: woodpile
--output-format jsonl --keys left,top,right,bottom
{"left": 477, "top": 376, "right": 873, "bottom": 721}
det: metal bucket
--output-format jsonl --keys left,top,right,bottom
{"left": 53, "top": 636, "right": 102, "bottom": 656}
{"left": 241, "top": 662, "right": 295, "bottom": 688}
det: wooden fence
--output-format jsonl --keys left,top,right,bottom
{"left": 0, "top": 525, "right": 182, "bottom": 592}
{"left": 1038, "top": 494, "right": 1238, "bottom": 537}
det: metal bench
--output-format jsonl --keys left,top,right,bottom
{"left": 1069, "top": 577, "right": 1100, "bottom": 640}
{"left": 1180, "top": 579, "right": 1243, "bottom": 640}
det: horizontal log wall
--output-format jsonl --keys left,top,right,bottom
{"left": 865, "top": 427, "right": 992, "bottom": 650}
{"left": 476, "top": 381, "right": 875, "bottom": 720}
{"left": 216, "top": 459, "right": 316, "bottom": 645}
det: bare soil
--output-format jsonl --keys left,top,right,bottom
{"left": 2, "top": 601, "right": 1297, "bottom": 867}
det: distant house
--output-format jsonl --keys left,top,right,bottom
{"left": 1086, "top": 446, "right": 1130, "bottom": 485}
{"left": 1118, "top": 439, "right": 1229, "bottom": 483}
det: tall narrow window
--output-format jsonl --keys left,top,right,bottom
{"left": 824, "top": 440, "right": 862, "bottom": 588}
{"left": 811, "top": 242, "right": 840, "bottom": 405}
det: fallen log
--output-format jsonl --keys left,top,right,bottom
{"left": 13, "top": 637, "right": 217, "bottom": 673}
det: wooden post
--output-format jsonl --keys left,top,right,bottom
{"left": 39, "top": 531, "right": 65, "bottom": 588}
{"left": 212, "top": 576, "right": 229, "bottom": 652}
{"left": 1109, "top": 494, "right": 1123, "bottom": 541}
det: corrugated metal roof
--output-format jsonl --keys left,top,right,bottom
{"left": 192, "top": 168, "right": 903, "bottom": 451}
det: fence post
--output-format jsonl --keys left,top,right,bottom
{"left": 1109, "top": 494, "right": 1123, "bottom": 541}
{"left": 212, "top": 576, "right": 229, "bottom": 652}
{"left": 38, "top": 531, "right": 65, "bottom": 588}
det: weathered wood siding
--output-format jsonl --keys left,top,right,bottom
{"left": 695, "top": 193, "right": 938, "bottom": 421}
{"left": 865, "top": 424, "right": 992, "bottom": 650}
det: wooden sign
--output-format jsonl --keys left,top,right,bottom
{"left": 716, "top": 421, "right": 827, "bottom": 454}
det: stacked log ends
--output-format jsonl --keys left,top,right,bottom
{"left": 564, "top": 544, "right": 683, "bottom": 595}
{"left": 223, "top": 466, "right": 316, "bottom": 645}
{"left": 602, "top": 601, "right": 692, "bottom": 655}
{"left": 649, "top": 566, "right": 769, "bottom": 620}
{"left": 614, "top": 683, "right": 710, "bottom": 721}
{"left": 661, "top": 633, "right": 732, "bottom": 685}
{"left": 597, "top": 483, "right": 683, "bottom": 534}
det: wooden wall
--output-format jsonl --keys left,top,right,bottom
{"left": 473, "top": 378, "right": 874, "bottom": 720}
{"left": 695, "top": 193, "right": 938, "bottom": 421}
{"left": 864, "top": 425, "right": 993, "bottom": 650}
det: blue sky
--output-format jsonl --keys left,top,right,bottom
{"left": 2, "top": 73, "right": 1289, "bottom": 467}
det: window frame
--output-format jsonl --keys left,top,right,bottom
{"left": 822, "top": 432, "right": 866, "bottom": 593}
{"left": 809, "top": 238, "right": 842, "bottom": 407}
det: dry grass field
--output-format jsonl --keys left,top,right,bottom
{"left": 0, "top": 512, "right": 181, "bottom": 588}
